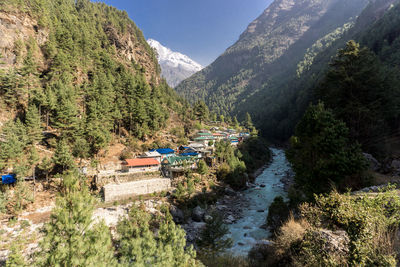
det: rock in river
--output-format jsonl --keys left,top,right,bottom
{"left": 192, "top": 206, "right": 205, "bottom": 222}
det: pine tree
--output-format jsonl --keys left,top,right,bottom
{"left": 233, "top": 116, "right": 240, "bottom": 129}
{"left": 36, "top": 172, "right": 117, "bottom": 267}
{"left": 244, "top": 112, "right": 253, "bottom": 130}
{"left": 25, "top": 103, "right": 42, "bottom": 145}
{"left": 38, "top": 156, "right": 53, "bottom": 183}
{"left": 116, "top": 205, "right": 199, "bottom": 266}
{"left": 19, "top": 38, "right": 41, "bottom": 101}
{"left": 52, "top": 139, "right": 75, "bottom": 173}
{"left": 42, "top": 86, "right": 57, "bottom": 129}
{"left": 194, "top": 100, "right": 209, "bottom": 124}
{"left": 197, "top": 160, "right": 209, "bottom": 175}
{"left": 287, "top": 102, "right": 367, "bottom": 198}
{"left": 197, "top": 210, "right": 233, "bottom": 254}
{"left": 0, "top": 119, "right": 28, "bottom": 170}
{"left": 317, "top": 40, "right": 400, "bottom": 155}
{"left": 0, "top": 69, "right": 21, "bottom": 107}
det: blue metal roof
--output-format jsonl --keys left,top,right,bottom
{"left": 151, "top": 148, "right": 175, "bottom": 154}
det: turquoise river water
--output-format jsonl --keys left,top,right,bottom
{"left": 227, "top": 148, "right": 291, "bottom": 255}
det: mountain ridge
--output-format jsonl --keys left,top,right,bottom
{"left": 175, "top": 0, "right": 370, "bottom": 134}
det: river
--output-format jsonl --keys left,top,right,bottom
{"left": 227, "top": 148, "right": 291, "bottom": 255}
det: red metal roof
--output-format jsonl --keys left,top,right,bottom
{"left": 124, "top": 158, "right": 160, "bottom": 167}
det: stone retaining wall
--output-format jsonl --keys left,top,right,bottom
{"left": 102, "top": 178, "right": 171, "bottom": 202}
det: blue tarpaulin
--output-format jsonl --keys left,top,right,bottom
{"left": 2, "top": 174, "right": 16, "bottom": 184}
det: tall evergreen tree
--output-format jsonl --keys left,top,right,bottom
{"left": 116, "top": 205, "right": 199, "bottom": 266}
{"left": 25, "top": 103, "right": 42, "bottom": 145}
{"left": 317, "top": 40, "right": 400, "bottom": 155}
{"left": 52, "top": 139, "right": 75, "bottom": 173}
{"left": 36, "top": 172, "right": 117, "bottom": 267}
{"left": 197, "top": 210, "right": 233, "bottom": 254}
{"left": 0, "top": 119, "right": 28, "bottom": 170}
{"left": 194, "top": 100, "right": 209, "bottom": 124}
{"left": 38, "top": 156, "right": 53, "bottom": 183}
{"left": 287, "top": 102, "right": 367, "bottom": 198}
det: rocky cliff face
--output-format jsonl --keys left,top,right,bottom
{"left": 0, "top": 7, "right": 160, "bottom": 85}
{"left": 148, "top": 39, "right": 202, "bottom": 88}
{"left": 0, "top": 12, "right": 48, "bottom": 68}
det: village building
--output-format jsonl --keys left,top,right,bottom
{"left": 197, "top": 132, "right": 213, "bottom": 137}
{"left": 240, "top": 132, "right": 250, "bottom": 138}
{"left": 212, "top": 132, "right": 226, "bottom": 140}
{"left": 178, "top": 146, "right": 199, "bottom": 157}
{"left": 139, "top": 151, "right": 162, "bottom": 162}
{"left": 188, "top": 142, "right": 207, "bottom": 152}
{"left": 150, "top": 148, "right": 175, "bottom": 160}
{"left": 122, "top": 158, "right": 161, "bottom": 173}
{"left": 161, "top": 156, "right": 198, "bottom": 178}
{"left": 193, "top": 136, "right": 216, "bottom": 146}
{"left": 228, "top": 136, "right": 239, "bottom": 146}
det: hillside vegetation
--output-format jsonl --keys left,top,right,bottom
{"left": 0, "top": 0, "right": 189, "bottom": 175}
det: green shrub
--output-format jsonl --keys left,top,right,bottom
{"left": 266, "top": 196, "right": 290, "bottom": 233}
{"left": 299, "top": 189, "right": 400, "bottom": 266}
{"left": 197, "top": 160, "right": 209, "bottom": 175}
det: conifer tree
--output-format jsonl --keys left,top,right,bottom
{"left": 197, "top": 210, "right": 232, "bottom": 254}
{"left": 194, "top": 100, "right": 209, "bottom": 124}
{"left": 197, "top": 160, "right": 209, "bottom": 175}
{"left": 19, "top": 38, "right": 41, "bottom": 101}
{"left": 317, "top": 40, "right": 400, "bottom": 155}
{"left": 287, "top": 102, "right": 367, "bottom": 198}
{"left": 0, "top": 119, "right": 28, "bottom": 170}
{"left": 38, "top": 156, "right": 53, "bottom": 183}
{"left": 244, "top": 112, "right": 253, "bottom": 130}
{"left": 42, "top": 86, "right": 57, "bottom": 129}
{"left": 25, "top": 103, "right": 42, "bottom": 145}
{"left": 233, "top": 116, "right": 240, "bottom": 129}
{"left": 36, "top": 172, "right": 117, "bottom": 267}
{"left": 52, "top": 139, "right": 75, "bottom": 172}
{"left": 116, "top": 205, "right": 199, "bottom": 266}
{"left": 0, "top": 69, "right": 21, "bottom": 106}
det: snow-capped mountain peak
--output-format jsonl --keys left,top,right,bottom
{"left": 147, "top": 39, "right": 203, "bottom": 87}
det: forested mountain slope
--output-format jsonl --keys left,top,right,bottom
{"left": 253, "top": 0, "right": 400, "bottom": 142}
{"left": 0, "top": 0, "right": 187, "bottom": 172}
{"left": 176, "top": 0, "right": 369, "bottom": 121}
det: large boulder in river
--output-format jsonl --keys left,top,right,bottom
{"left": 363, "top": 153, "right": 381, "bottom": 171}
{"left": 192, "top": 206, "right": 205, "bottom": 222}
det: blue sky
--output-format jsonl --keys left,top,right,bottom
{"left": 95, "top": 0, "right": 272, "bottom": 66}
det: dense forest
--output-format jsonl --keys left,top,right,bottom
{"left": 0, "top": 0, "right": 190, "bottom": 177}
{"left": 255, "top": 0, "right": 400, "bottom": 154}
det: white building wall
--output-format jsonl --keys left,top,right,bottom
{"left": 103, "top": 178, "right": 171, "bottom": 202}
